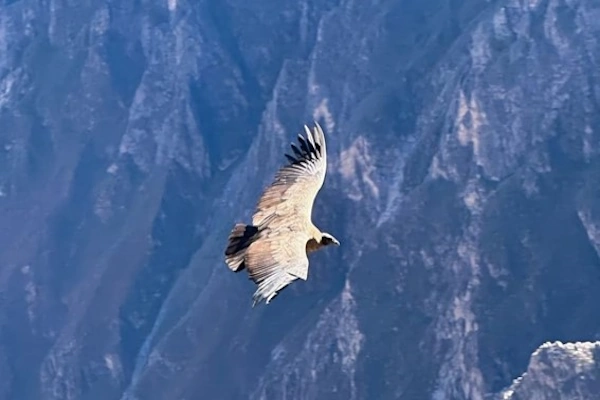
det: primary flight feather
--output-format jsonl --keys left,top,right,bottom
{"left": 224, "top": 122, "right": 340, "bottom": 306}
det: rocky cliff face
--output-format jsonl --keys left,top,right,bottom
{"left": 1, "top": 0, "right": 600, "bottom": 399}
{"left": 499, "top": 341, "right": 600, "bottom": 400}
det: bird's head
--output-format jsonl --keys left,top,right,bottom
{"left": 321, "top": 232, "right": 340, "bottom": 247}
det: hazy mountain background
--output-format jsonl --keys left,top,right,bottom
{"left": 1, "top": 0, "right": 600, "bottom": 399}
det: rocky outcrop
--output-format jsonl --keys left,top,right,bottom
{"left": 1, "top": 0, "right": 599, "bottom": 399}
{"left": 499, "top": 341, "right": 600, "bottom": 400}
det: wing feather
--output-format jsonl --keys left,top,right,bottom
{"left": 305, "top": 125, "right": 317, "bottom": 154}
{"left": 290, "top": 143, "right": 303, "bottom": 158}
{"left": 252, "top": 122, "right": 327, "bottom": 226}
{"left": 245, "top": 230, "right": 310, "bottom": 305}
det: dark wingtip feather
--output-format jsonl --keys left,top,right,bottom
{"left": 285, "top": 124, "right": 324, "bottom": 166}
{"left": 282, "top": 123, "right": 326, "bottom": 167}
{"left": 297, "top": 134, "right": 309, "bottom": 155}
{"left": 290, "top": 143, "right": 303, "bottom": 158}
{"left": 304, "top": 125, "right": 318, "bottom": 154}
{"left": 314, "top": 141, "right": 322, "bottom": 156}
{"left": 314, "top": 122, "right": 326, "bottom": 150}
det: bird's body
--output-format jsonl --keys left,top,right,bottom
{"left": 224, "top": 123, "right": 339, "bottom": 306}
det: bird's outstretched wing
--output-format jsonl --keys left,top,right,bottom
{"left": 244, "top": 229, "right": 311, "bottom": 306}
{"left": 251, "top": 122, "right": 328, "bottom": 227}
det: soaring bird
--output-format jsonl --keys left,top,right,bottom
{"left": 224, "top": 122, "right": 340, "bottom": 306}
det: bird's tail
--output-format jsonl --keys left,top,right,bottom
{"left": 224, "top": 223, "right": 260, "bottom": 272}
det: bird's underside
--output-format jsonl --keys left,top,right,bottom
{"left": 224, "top": 122, "right": 339, "bottom": 306}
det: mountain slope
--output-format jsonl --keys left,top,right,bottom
{"left": 0, "top": 0, "right": 599, "bottom": 399}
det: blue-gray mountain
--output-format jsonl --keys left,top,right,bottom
{"left": 1, "top": 0, "right": 599, "bottom": 399}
